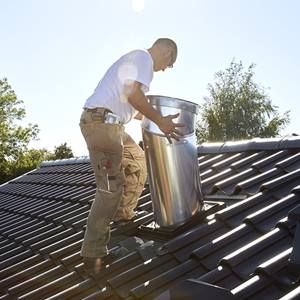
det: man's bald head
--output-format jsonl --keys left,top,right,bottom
{"left": 149, "top": 38, "right": 178, "bottom": 71}
{"left": 152, "top": 38, "right": 177, "bottom": 66}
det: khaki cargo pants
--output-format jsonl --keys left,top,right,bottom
{"left": 79, "top": 108, "right": 147, "bottom": 258}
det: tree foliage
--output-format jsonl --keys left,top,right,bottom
{"left": 196, "top": 60, "right": 290, "bottom": 143}
{"left": 0, "top": 78, "right": 41, "bottom": 183}
{"left": 47, "top": 142, "right": 74, "bottom": 160}
{"left": 0, "top": 78, "right": 74, "bottom": 184}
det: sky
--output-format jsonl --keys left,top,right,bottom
{"left": 1, "top": 0, "right": 299, "bottom": 156}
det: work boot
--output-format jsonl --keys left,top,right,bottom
{"left": 113, "top": 210, "right": 148, "bottom": 226}
{"left": 83, "top": 257, "right": 102, "bottom": 274}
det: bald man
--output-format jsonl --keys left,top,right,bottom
{"left": 79, "top": 38, "right": 184, "bottom": 273}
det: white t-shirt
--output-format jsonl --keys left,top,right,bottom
{"left": 84, "top": 49, "right": 154, "bottom": 124}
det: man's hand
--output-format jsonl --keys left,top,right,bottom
{"left": 157, "top": 113, "right": 185, "bottom": 143}
{"left": 127, "top": 81, "right": 185, "bottom": 142}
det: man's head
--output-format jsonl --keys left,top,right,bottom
{"left": 148, "top": 38, "right": 177, "bottom": 72}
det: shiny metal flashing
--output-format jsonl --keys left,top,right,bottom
{"left": 142, "top": 95, "right": 203, "bottom": 227}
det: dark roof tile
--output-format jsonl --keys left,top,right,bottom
{"left": 230, "top": 152, "right": 267, "bottom": 171}
{"left": 156, "top": 219, "right": 226, "bottom": 255}
{"left": 255, "top": 247, "right": 292, "bottom": 279}
{"left": 0, "top": 137, "right": 299, "bottom": 299}
{"left": 38, "top": 230, "right": 83, "bottom": 255}
{"left": 197, "top": 265, "right": 243, "bottom": 290}
{"left": 251, "top": 150, "right": 290, "bottom": 172}
{"left": 215, "top": 192, "right": 276, "bottom": 227}
{"left": 8, "top": 264, "right": 67, "bottom": 298}
{"left": 276, "top": 153, "right": 300, "bottom": 173}
{"left": 235, "top": 168, "right": 283, "bottom": 195}
{"left": 220, "top": 227, "right": 292, "bottom": 279}
{"left": 129, "top": 258, "right": 207, "bottom": 300}
{"left": 232, "top": 274, "right": 281, "bottom": 299}
{"left": 211, "top": 153, "right": 248, "bottom": 171}
{"left": 202, "top": 168, "right": 235, "bottom": 194}
{"left": 6, "top": 219, "right": 45, "bottom": 238}
{"left": 172, "top": 223, "right": 230, "bottom": 263}
{"left": 44, "top": 278, "right": 98, "bottom": 300}
{"left": 26, "top": 226, "right": 72, "bottom": 250}
{"left": 192, "top": 223, "right": 262, "bottom": 270}
{"left": 17, "top": 223, "right": 57, "bottom": 245}
{"left": 0, "top": 249, "right": 33, "bottom": 270}
{"left": 199, "top": 154, "right": 229, "bottom": 172}
{"left": 18, "top": 271, "right": 82, "bottom": 300}
{"left": 49, "top": 239, "right": 82, "bottom": 261}
{"left": 245, "top": 193, "right": 300, "bottom": 232}
{"left": 0, "top": 253, "right": 44, "bottom": 278}
{"left": 278, "top": 285, "right": 300, "bottom": 300}
{"left": 261, "top": 169, "right": 300, "bottom": 192}
{"left": 211, "top": 168, "right": 258, "bottom": 195}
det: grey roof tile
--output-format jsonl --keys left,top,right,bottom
{"left": 192, "top": 223, "right": 262, "bottom": 270}
{"left": 278, "top": 285, "right": 300, "bottom": 300}
{"left": 129, "top": 258, "right": 207, "bottom": 300}
{"left": 211, "top": 168, "right": 258, "bottom": 195}
{"left": 215, "top": 192, "right": 276, "bottom": 228}
{"left": 251, "top": 150, "right": 290, "bottom": 172}
{"left": 44, "top": 278, "right": 98, "bottom": 300}
{"left": 245, "top": 193, "right": 300, "bottom": 232}
{"left": 232, "top": 274, "right": 282, "bottom": 299}
{"left": 220, "top": 226, "right": 293, "bottom": 279}
{"left": 19, "top": 271, "right": 82, "bottom": 300}
{"left": 8, "top": 264, "right": 67, "bottom": 298}
{"left": 156, "top": 219, "right": 227, "bottom": 256}
{"left": 199, "top": 154, "right": 229, "bottom": 172}
{"left": 211, "top": 152, "right": 248, "bottom": 171}
{"left": 260, "top": 170, "right": 300, "bottom": 199}
{"left": 235, "top": 168, "right": 283, "bottom": 195}
{"left": 230, "top": 152, "right": 268, "bottom": 171}
{"left": 276, "top": 152, "right": 300, "bottom": 172}
{"left": 0, "top": 137, "right": 299, "bottom": 299}
{"left": 197, "top": 265, "right": 243, "bottom": 290}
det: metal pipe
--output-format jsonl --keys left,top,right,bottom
{"left": 142, "top": 95, "right": 203, "bottom": 227}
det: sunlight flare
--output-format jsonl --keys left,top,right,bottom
{"left": 131, "top": 0, "right": 145, "bottom": 12}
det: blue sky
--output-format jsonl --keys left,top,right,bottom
{"left": 1, "top": 0, "right": 299, "bottom": 156}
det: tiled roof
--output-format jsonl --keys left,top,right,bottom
{"left": 0, "top": 136, "right": 299, "bottom": 299}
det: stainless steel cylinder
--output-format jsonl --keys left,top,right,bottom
{"left": 142, "top": 95, "right": 203, "bottom": 227}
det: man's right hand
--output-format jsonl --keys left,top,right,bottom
{"left": 157, "top": 113, "right": 185, "bottom": 142}
{"left": 126, "top": 82, "right": 185, "bottom": 142}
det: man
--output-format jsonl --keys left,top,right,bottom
{"left": 80, "top": 38, "right": 184, "bottom": 273}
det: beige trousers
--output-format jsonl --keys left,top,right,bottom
{"left": 79, "top": 109, "right": 147, "bottom": 258}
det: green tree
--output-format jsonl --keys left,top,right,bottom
{"left": 0, "top": 78, "right": 76, "bottom": 184}
{"left": 48, "top": 142, "right": 74, "bottom": 160}
{"left": 196, "top": 60, "right": 290, "bottom": 143}
{"left": 0, "top": 78, "right": 41, "bottom": 183}
{"left": 8, "top": 148, "right": 51, "bottom": 181}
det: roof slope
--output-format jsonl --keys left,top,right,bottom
{"left": 0, "top": 137, "right": 299, "bottom": 299}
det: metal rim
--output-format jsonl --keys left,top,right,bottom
{"left": 147, "top": 95, "right": 199, "bottom": 114}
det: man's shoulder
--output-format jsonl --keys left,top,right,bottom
{"left": 125, "top": 49, "right": 150, "bottom": 59}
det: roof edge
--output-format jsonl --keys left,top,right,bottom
{"left": 197, "top": 135, "right": 300, "bottom": 154}
{"left": 40, "top": 156, "right": 90, "bottom": 167}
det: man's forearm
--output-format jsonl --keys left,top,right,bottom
{"left": 127, "top": 82, "right": 184, "bottom": 141}
{"left": 128, "top": 87, "right": 162, "bottom": 125}
{"left": 134, "top": 112, "right": 143, "bottom": 120}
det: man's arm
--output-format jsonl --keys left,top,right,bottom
{"left": 134, "top": 112, "right": 143, "bottom": 120}
{"left": 127, "top": 82, "right": 184, "bottom": 141}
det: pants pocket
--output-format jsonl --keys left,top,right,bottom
{"left": 122, "top": 147, "right": 147, "bottom": 192}
{"left": 80, "top": 122, "right": 124, "bottom": 153}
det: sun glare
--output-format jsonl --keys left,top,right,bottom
{"left": 131, "top": 0, "right": 145, "bottom": 12}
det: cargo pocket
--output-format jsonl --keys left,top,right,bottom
{"left": 123, "top": 150, "right": 146, "bottom": 194}
{"left": 123, "top": 161, "right": 139, "bottom": 192}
